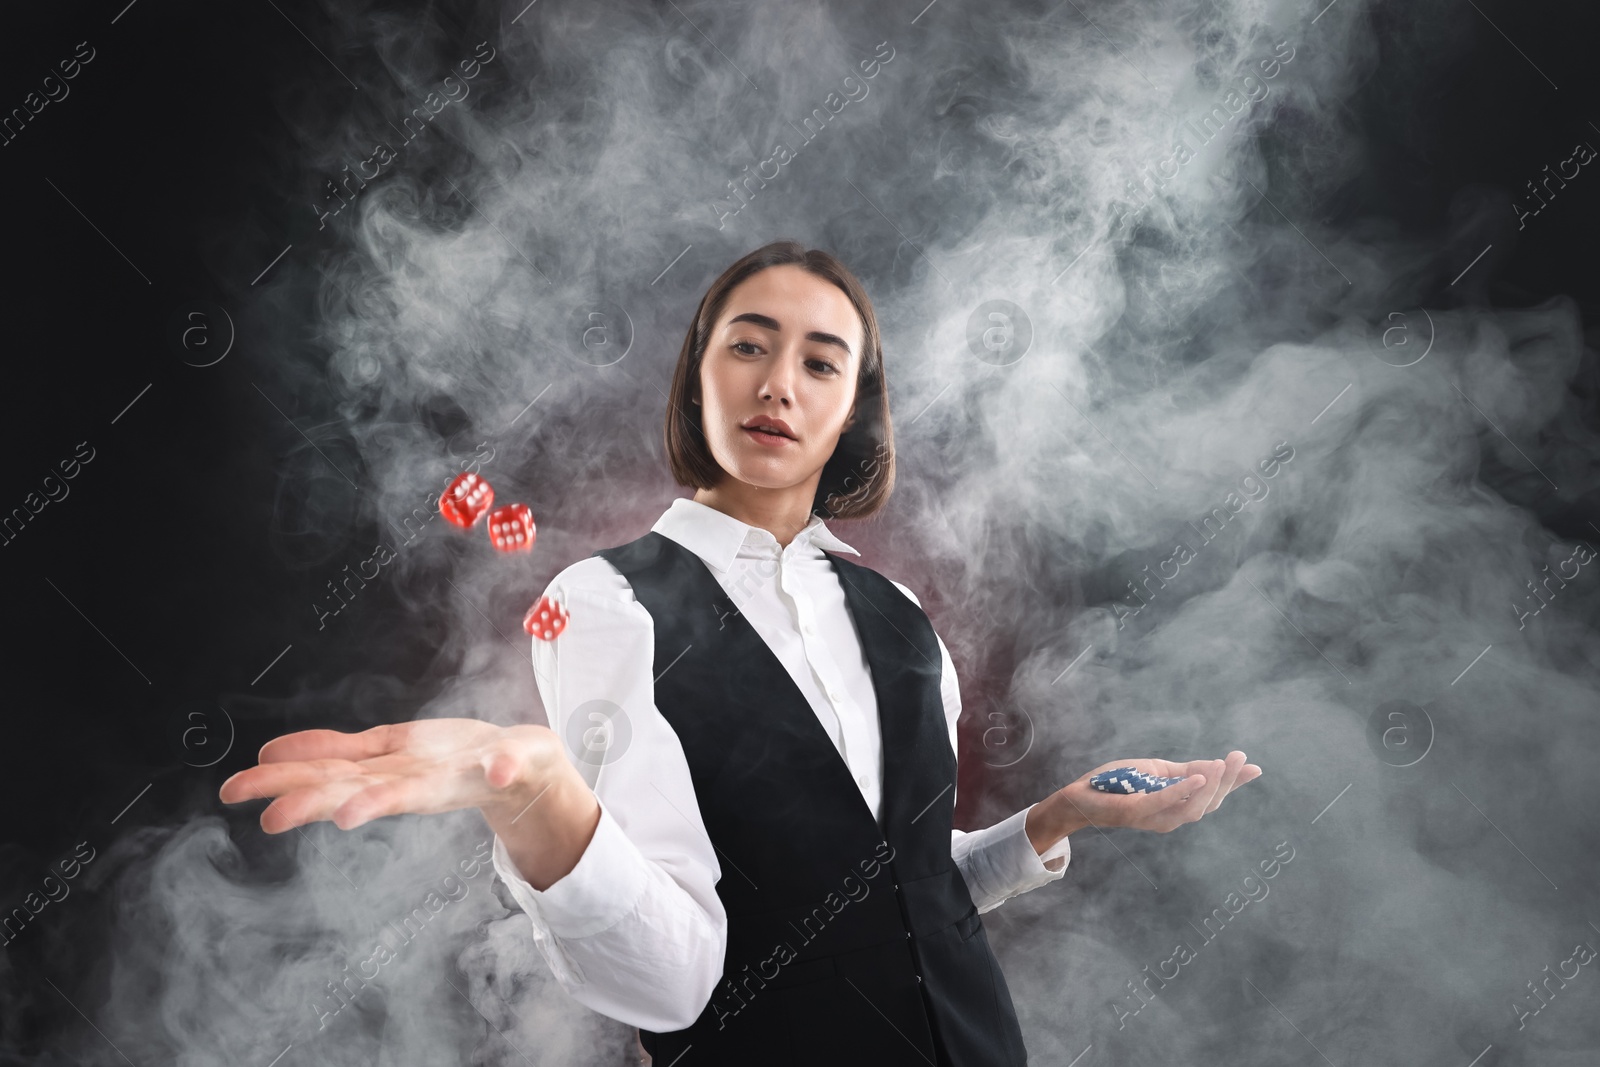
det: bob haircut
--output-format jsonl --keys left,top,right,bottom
{"left": 664, "top": 239, "right": 895, "bottom": 521}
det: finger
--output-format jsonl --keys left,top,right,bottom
{"left": 220, "top": 761, "right": 363, "bottom": 804}
{"left": 1205, "top": 752, "right": 1247, "bottom": 813}
{"left": 1220, "top": 762, "right": 1263, "bottom": 793}
{"left": 483, "top": 739, "right": 535, "bottom": 792}
{"left": 1228, "top": 765, "right": 1263, "bottom": 794}
{"left": 1206, "top": 759, "right": 1229, "bottom": 809}
{"left": 259, "top": 724, "right": 406, "bottom": 764}
{"left": 484, "top": 748, "right": 520, "bottom": 791}
{"left": 219, "top": 759, "right": 365, "bottom": 804}
{"left": 1149, "top": 773, "right": 1207, "bottom": 823}
{"left": 330, "top": 767, "right": 477, "bottom": 829}
{"left": 1229, "top": 754, "right": 1258, "bottom": 790}
{"left": 1188, "top": 760, "right": 1225, "bottom": 814}
{"left": 1146, "top": 758, "right": 1217, "bottom": 781}
{"left": 261, "top": 777, "right": 384, "bottom": 834}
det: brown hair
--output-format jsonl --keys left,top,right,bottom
{"left": 664, "top": 239, "right": 895, "bottom": 521}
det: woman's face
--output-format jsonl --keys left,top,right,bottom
{"left": 694, "top": 264, "right": 864, "bottom": 493}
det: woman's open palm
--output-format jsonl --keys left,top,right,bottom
{"left": 1054, "top": 750, "right": 1263, "bottom": 834}
{"left": 217, "top": 719, "right": 560, "bottom": 834}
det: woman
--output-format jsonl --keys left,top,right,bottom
{"left": 219, "top": 240, "right": 1262, "bottom": 1065}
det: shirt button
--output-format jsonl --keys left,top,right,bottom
{"left": 803, "top": 623, "right": 814, "bottom": 635}
{"left": 829, "top": 689, "right": 842, "bottom": 702}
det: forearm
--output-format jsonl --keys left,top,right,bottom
{"left": 481, "top": 763, "right": 601, "bottom": 891}
{"left": 1025, "top": 790, "right": 1091, "bottom": 855}
{"left": 488, "top": 818, "right": 728, "bottom": 1031}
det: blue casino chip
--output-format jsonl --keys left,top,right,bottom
{"left": 1089, "top": 767, "right": 1187, "bottom": 794}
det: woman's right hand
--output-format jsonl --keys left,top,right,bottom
{"left": 217, "top": 719, "right": 568, "bottom": 835}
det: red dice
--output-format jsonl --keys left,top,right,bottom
{"left": 523, "top": 596, "right": 569, "bottom": 640}
{"left": 487, "top": 503, "right": 536, "bottom": 552}
{"left": 440, "top": 472, "right": 494, "bottom": 528}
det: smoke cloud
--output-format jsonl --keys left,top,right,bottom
{"left": 30, "top": 0, "right": 1600, "bottom": 1064}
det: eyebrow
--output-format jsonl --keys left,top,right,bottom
{"left": 725, "top": 312, "right": 854, "bottom": 359}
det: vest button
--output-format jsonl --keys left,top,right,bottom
{"left": 904, "top": 931, "right": 911, "bottom": 940}
{"left": 916, "top": 975, "right": 923, "bottom": 984}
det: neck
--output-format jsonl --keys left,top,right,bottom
{"left": 693, "top": 481, "right": 818, "bottom": 548}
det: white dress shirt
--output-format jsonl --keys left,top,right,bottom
{"left": 490, "top": 497, "right": 1070, "bottom": 1033}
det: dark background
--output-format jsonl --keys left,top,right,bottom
{"left": 3, "top": 0, "right": 1600, "bottom": 1060}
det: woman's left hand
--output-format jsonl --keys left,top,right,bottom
{"left": 1043, "top": 750, "right": 1263, "bottom": 838}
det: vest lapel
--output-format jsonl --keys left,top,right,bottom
{"left": 596, "top": 533, "right": 889, "bottom": 915}
{"left": 822, "top": 551, "right": 957, "bottom": 882}
{"left": 661, "top": 537, "right": 958, "bottom": 851}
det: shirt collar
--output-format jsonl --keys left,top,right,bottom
{"left": 651, "top": 497, "right": 861, "bottom": 574}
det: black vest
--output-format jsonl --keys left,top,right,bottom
{"left": 593, "top": 532, "right": 1029, "bottom": 1066}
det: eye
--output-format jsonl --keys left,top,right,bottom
{"left": 808, "top": 359, "right": 839, "bottom": 375}
{"left": 731, "top": 340, "right": 761, "bottom": 356}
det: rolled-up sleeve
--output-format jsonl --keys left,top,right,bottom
{"left": 491, "top": 559, "right": 727, "bottom": 1032}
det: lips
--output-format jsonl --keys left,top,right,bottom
{"left": 742, "top": 426, "right": 794, "bottom": 447}
{"left": 741, "top": 416, "right": 796, "bottom": 439}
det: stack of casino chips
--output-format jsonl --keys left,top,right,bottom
{"left": 1089, "top": 767, "right": 1187, "bottom": 794}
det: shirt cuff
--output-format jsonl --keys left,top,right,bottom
{"left": 490, "top": 795, "right": 651, "bottom": 940}
{"left": 992, "top": 809, "right": 1068, "bottom": 883}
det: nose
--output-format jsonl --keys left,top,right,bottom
{"left": 759, "top": 354, "right": 794, "bottom": 406}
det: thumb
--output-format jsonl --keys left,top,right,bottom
{"left": 482, "top": 745, "right": 524, "bottom": 791}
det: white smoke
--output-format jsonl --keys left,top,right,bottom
{"left": 45, "top": 0, "right": 1600, "bottom": 1064}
